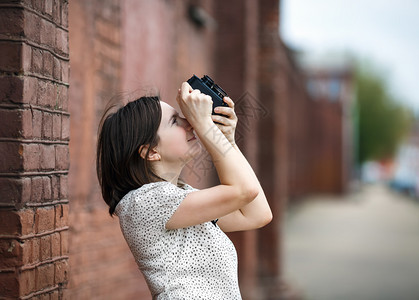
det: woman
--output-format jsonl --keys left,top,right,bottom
{"left": 96, "top": 82, "right": 272, "bottom": 299}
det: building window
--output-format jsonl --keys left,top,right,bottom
{"left": 328, "top": 78, "right": 341, "bottom": 102}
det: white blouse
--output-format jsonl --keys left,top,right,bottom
{"left": 115, "top": 181, "right": 242, "bottom": 299}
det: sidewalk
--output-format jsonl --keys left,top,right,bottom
{"left": 283, "top": 183, "right": 419, "bottom": 300}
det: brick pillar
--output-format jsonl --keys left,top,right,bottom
{"left": 0, "top": 1, "right": 70, "bottom": 299}
{"left": 257, "top": 0, "right": 289, "bottom": 298}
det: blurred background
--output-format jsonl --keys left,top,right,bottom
{"left": 2, "top": 0, "right": 417, "bottom": 299}
{"left": 281, "top": 1, "right": 419, "bottom": 300}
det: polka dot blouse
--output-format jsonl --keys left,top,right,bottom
{"left": 115, "top": 181, "right": 242, "bottom": 299}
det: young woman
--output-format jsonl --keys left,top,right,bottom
{"left": 96, "top": 82, "right": 272, "bottom": 299}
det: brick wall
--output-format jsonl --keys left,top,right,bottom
{"left": 67, "top": 0, "right": 152, "bottom": 299}
{"left": 0, "top": 0, "right": 70, "bottom": 299}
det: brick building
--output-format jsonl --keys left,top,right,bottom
{"left": 0, "top": 0, "right": 354, "bottom": 299}
{"left": 288, "top": 52, "right": 356, "bottom": 197}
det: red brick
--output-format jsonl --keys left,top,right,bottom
{"left": 32, "top": 109, "right": 42, "bottom": 138}
{"left": 40, "top": 144, "right": 55, "bottom": 170}
{"left": 51, "top": 290, "right": 59, "bottom": 300}
{"left": 36, "top": 263, "right": 54, "bottom": 290}
{"left": 46, "top": 82, "right": 56, "bottom": 107}
{"left": 38, "top": 80, "right": 55, "bottom": 108}
{"left": 56, "top": 84, "right": 68, "bottom": 111}
{"left": 0, "top": 75, "right": 24, "bottom": 104}
{"left": 22, "top": 143, "right": 40, "bottom": 171}
{"left": 41, "top": 20, "right": 55, "bottom": 48}
{"left": 0, "top": 109, "right": 22, "bottom": 138}
{"left": 32, "top": 237, "right": 40, "bottom": 264}
{"left": 42, "top": 112, "right": 53, "bottom": 139}
{"left": 22, "top": 43, "right": 32, "bottom": 72}
{"left": 43, "top": 51, "right": 54, "bottom": 77}
{"left": 0, "top": 272, "right": 19, "bottom": 298}
{"left": 22, "top": 0, "right": 33, "bottom": 8}
{"left": 22, "top": 238, "right": 34, "bottom": 265}
{"left": 40, "top": 234, "right": 51, "bottom": 260}
{"left": 0, "top": 8, "right": 24, "bottom": 36}
{"left": 22, "top": 109, "right": 33, "bottom": 138}
{"left": 18, "top": 208, "right": 35, "bottom": 235}
{"left": 0, "top": 177, "right": 31, "bottom": 205}
{"left": 31, "top": 176, "right": 43, "bottom": 203}
{"left": 61, "top": 1, "right": 68, "bottom": 28}
{"left": 61, "top": 60, "right": 69, "bottom": 83}
{"left": 60, "top": 230, "right": 69, "bottom": 255}
{"left": 51, "top": 175, "right": 59, "bottom": 200}
{"left": 22, "top": 177, "right": 33, "bottom": 204}
{"left": 35, "top": 206, "right": 55, "bottom": 233}
{"left": 33, "top": 0, "right": 44, "bottom": 13}
{"left": 61, "top": 115, "right": 69, "bottom": 140}
{"left": 55, "top": 204, "right": 68, "bottom": 228}
{"left": 59, "top": 175, "right": 68, "bottom": 199}
{"left": 0, "top": 42, "right": 22, "bottom": 72}
{"left": 39, "top": 292, "right": 51, "bottom": 300}
{"left": 52, "top": 0, "right": 61, "bottom": 25}
{"left": 52, "top": 113, "right": 61, "bottom": 139}
{"left": 0, "top": 210, "right": 36, "bottom": 253}
{"left": 51, "top": 232, "right": 60, "bottom": 257}
{"left": 0, "top": 210, "right": 20, "bottom": 235}
{"left": 55, "top": 28, "right": 68, "bottom": 55}
{"left": 23, "top": 76, "right": 37, "bottom": 104}
{"left": 55, "top": 146, "right": 69, "bottom": 170}
{"left": 0, "top": 239, "right": 22, "bottom": 268}
{"left": 20, "top": 268, "right": 36, "bottom": 296}
{"left": 55, "top": 259, "right": 68, "bottom": 284}
{"left": 53, "top": 57, "right": 60, "bottom": 80}
{"left": 24, "top": 10, "right": 41, "bottom": 43}
{"left": 31, "top": 48, "right": 43, "bottom": 74}
{"left": 45, "top": 0, "right": 53, "bottom": 16}
{"left": 42, "top": 176, "right": 52, "bottom": 200}
{"left": 61, "top": 288, "right": 69, "bottom": 300}
{"left": 0, "top": 142, "right": 23, "bottom": 172}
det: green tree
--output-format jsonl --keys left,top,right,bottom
{"left": 356, "top": 66, "right": 413, "bottom": 164}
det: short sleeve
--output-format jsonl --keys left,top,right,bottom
{"left": 147, "top": 182, "right": 194, "bottom": 228}
{"left": 116, "top": 182, "right": 195, "bottom": 236}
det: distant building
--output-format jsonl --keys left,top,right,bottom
{"left": 288, "top": 52, "right": 357, "bottom": 196}
{"left": 391, "top": 119, "right": 419, "bottom": 198}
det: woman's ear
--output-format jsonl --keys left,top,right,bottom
{"left": 138, "top": 145, "right": 161, "bottom": 161}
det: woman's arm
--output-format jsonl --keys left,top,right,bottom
{"left": 209, "top": 97, "right": 272, "bottom": 232}
{"left": 216, "top": 143, "right": 272, "bottom": 232}
{"left": 166, "top": 83, "right": 260, "bottom": 230}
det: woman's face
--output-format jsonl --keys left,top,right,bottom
{"left": 156, "top": 101, "right": 201, "bottom": 164}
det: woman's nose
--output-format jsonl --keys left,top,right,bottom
{"left": 180, "top": 117, "right": 192, "bottom": 131}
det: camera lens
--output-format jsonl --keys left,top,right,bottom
{"left": 202, "top": 75, "right": 214, "bottom": 87}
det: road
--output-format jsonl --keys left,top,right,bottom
{"left": 283, "top": 183, "right": 419, "bottom": 300}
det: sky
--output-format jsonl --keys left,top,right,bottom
{"left": 280, "top": 0, "right": 419, "bottom": 113}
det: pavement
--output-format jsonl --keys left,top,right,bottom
{"left": 283, "top": 183, "right": 419, "bottom": 300}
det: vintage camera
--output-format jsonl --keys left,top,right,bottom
{"left": 187, "top": 75, "right": 229, "bottom": 115}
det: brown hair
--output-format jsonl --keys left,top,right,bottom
{"left": 96, "top": 96, "right": 162, "bottom": 215}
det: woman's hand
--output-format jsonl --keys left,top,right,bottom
{"left": 176, "top": 82, "right": 213, "bottom": 129}
{"left": 211, "top": 97, "right": 238, "bottom": 146}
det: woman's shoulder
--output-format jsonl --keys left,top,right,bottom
{"left": 115, "top": 181, "right": 196, "bottom": 215}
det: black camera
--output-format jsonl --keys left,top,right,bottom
{"left": 187, "top": 75, "right": 229, "bottom": 115}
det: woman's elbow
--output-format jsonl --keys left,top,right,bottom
{"left": 264, "top": 211, "right": 273, "bottom": 226}
{"left": 255, "top": 211, "right": 273, "bottom": 229}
